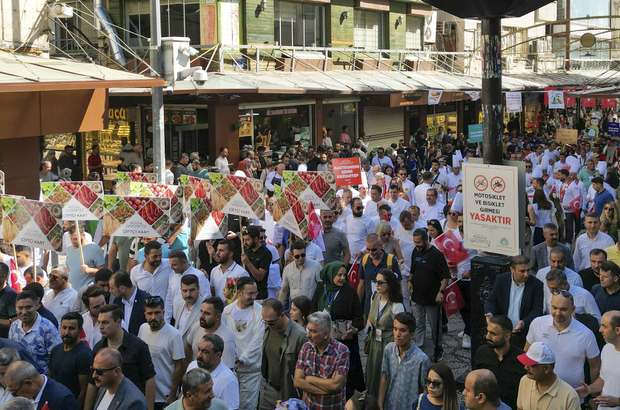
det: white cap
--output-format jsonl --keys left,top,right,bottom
{"left": 569, "top": 164, "right": 579, "bottom": 174}
{"left": 451, "top": 192, "right": 463, "bottom": 213}
{"left": 233, "top": 170, "right": 247, "bottom": 178}
{"left": 452, "top": 155, "right": 461, "bottom": 167}
{"left": 518, "top": 342, "right": 556, "bottom": 365}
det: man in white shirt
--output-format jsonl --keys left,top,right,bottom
{"left": 264, "top": 164, "right": 285, "bottom": 195}
{"left": 279, "top": 242, "right": 321, "bottom": 304}
{"left": 395, "top": 167, "right": 416, "bottom": 205}
{"left": 386, "top": 185, "right": 410, "bottom": 222}
{"left": 121, "top": 144, "right": 144, "bottom": 171}
{"left": 81, "top": 286, "right": 106, "bottom": 348}
{"left": 165, "top": 250, "right": 210, "bottom": 323}
{"left": 559, "top": 168, "right": 582, "bottom": 244}
{"left": 543, "top": 268, "right": 601, "bottom": 322}
{"left": 214, "top": 147, "right": 230, "bottom": 174}
{"left": 429, "top": 160, "right": 449, "bottom": 202}
{"left": 346, "top": 197, "right": 377, "bottom": 259}
{"left": 419, "top": 188, "right": 445, "bottom": 222}
{"left": 573, "top": 213, "right": 615, "bottom": 271}
{"left": 173, "top": 275, "right": 204, "bottom": 342}
{"left": 413, "top": 172, "right": 433, "bottom": 207}
{"left": 576, "top": 310, "right": 620, "bottom": 408}
{"left": 394, "top": 211, "right": 415, "bottom": 312}
{"left": 42, "top": 265, "right": 78, "bottom": 324}
{"left": 222, "top": 278, "right": 264, "bottom": 410}
{"left": 525, "top": 292, "right": 600, "bottom": 396}
{"left": 447, "top": 163, "right": 463, "bottom": 200}
{"left": 363, "top": 185, "right": 385, "bottom": 220}
{"left": 537, "top": 247, "right": 583, "bottom": 288}
{"left": 371, "top": 147, "right": 394, "bottom": 168}
{"left": 209, "top": 240, "right": 249, "bottom": 301}
{"left": 130, "top": 241, "right": 173, "bottom": 299}
{"left": 592, "top": 153, "right": 608, "bottom": 180}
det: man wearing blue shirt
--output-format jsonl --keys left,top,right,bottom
{"left": 592, "top": 177, "right": 614, "bottom": 216}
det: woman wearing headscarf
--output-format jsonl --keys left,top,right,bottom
{"left": 311, "top": 261, "right": 365, "bottom": 399}
{"left": 236, "top": 158, "right": 253, "bottom": 178}
{"left": 59, "top": 168, "right": 72, "bottom": 182}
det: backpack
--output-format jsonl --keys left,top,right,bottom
{"left": 362, "top": 252, "right": 397, "bottom": 277}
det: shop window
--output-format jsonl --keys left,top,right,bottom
{"left": 405, "top": 16, "right": 423, "bottom": 50}
{"left": 127, "top": 0, "right": 200, "bottom": 47}
{"left": 274, "top": 1, "right": 325, "bottom": 47}
{"left": 354, "top": 9, "right": 384, "bottom": 49}
{"left": 244, "top": 105, "right": 313, "bottom": 153}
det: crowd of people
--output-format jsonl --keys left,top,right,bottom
{"left": 13, "top": 110, "right": 620, "bottom": 410}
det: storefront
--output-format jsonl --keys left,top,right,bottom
{"left": 426, "top": 102, "right": 458, "bottom": 137}
{"left": 523, "top": 93, "right": 541, "bottom": 132}
{"left": 363, "top": 106, "right": 404, "bottom": 149}
{"left": 238, "top": 100, "right": 315, "bottom": 158}
{"left": 322, "top": 98, "right": 359, "bottom": 145}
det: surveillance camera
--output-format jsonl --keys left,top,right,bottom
{"left": 193, "top": 70, "right": 208, "bottom": 86}
{"left": 165, "top": 86, "right": 174, "bottom": 95}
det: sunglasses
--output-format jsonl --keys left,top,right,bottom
{"left": 367, "top": 248, "right": 379, "bottom": 252}
{"left": 425, "top": 378, "right": 443, "bottom": 389}
{"left": 259, "top": 236, "right": 266, "bottom": 240}
{"left": 266, "top": 202, "right": 274, "bottom": 206}
{"left": 375, "top": 280, "right": 387, "bottom": 286}
{"left": 605, "top": 207, "right": 614, "bottom": 211}
{"left": 293, "top": 253, "right": 306, "bottom": 259}
{"left": 552, "top": 290, "right": 571, "bottom": 298}
{"left": 145, "top": 296, "right": 163, "bottom": 305}
{"left": 50, "top": 275, "right": 62, "bottom": 281}
{"left": 91, "top": 366, "right": 119, "bottom": 376}
{"left": 354, "top": 206, "right": 364, "bottom": 210}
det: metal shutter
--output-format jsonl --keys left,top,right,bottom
{"left": 363, "top": 106, "right": 404, "bottom": 149}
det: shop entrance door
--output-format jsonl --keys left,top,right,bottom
{"left": 174, "top": 124, "right": 209, "bottom": 161}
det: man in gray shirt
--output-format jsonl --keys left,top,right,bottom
{"left": 320, "top": 209, "right": 350, "bottom": 265}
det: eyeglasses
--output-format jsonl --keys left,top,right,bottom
{"left": 375, "top": 280, "right": 387, "bottom": 286}
{"left": 425, "top": 378, "right": 443, "bottom": 389}
{"left": 262, "top": 315, "right": 280, "bottom": 326}
{"left": 293, "top": 253, "right": 306, "bottom": 259}
{"left": 605, "top": 207, "right": 614, "bottom": 211}
{"left": 266, "top": 202, "right": 274, "bottom": 206}
{"left": 50, "top": 275, "right": 61, "bottom": 281}
{"left": 90, "top": 366, "right": 119, "bottom": 376}
{"left": 367, "top": 248, "right": 379, "bottom": 252}
{"left": 243, "top": 291, "right": 259, "bottom": 297}
{"left": 552, "top": 290, "right": 571, "bottom": 298}
{"left": 145, "top": 296, "right": 163, "bottom": 305}
{"left": 10, "top": 380, "right": 25, "bottom": 397}
{"left": 354, "top": 206, "right": 364, "bottom": 210}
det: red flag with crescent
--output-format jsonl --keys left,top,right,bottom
{"left": 433, "top": 230, "right": 469, "bottom": 265}
{"left": 442, "top": 282, "right": 465, "bottom": 317}
{"left": 347, "top": 261, "right": 360, "bottom": 289}
{"left": 8, "top": 258, "right": 21, "bottom": 293}
{"left": 569, "top": 196, "right": 581, "bottom": 218}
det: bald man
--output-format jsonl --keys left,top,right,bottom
{"left": 462, "top": 370, "right": 511, "bottom": 410}
{"left": 4, "top": 361, "right": 76, "bottom": 410}
{"left": 91, "top": 348, "right": 147, "bottom": 410}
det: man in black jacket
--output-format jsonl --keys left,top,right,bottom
{"left": 484, "top": 255, "right": 544, "bottom": 348}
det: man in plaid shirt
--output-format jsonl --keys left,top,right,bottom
{"left": 294, "top": 311, "right": 350, "bottom": 409}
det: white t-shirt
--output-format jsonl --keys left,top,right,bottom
{"left": 187, "top": 322, "right": 237, "bottom": 369}
{"left": 230, "top": 304, "right": 254, "bottom": 333}
{"left": 96, "top": 390, "right": 115, "bottom": 410}
{"left": 138, "top": 323, "right": 185, "bottom": 403}
{"left": 601, "top": 343, "right": 620, "bottom": 410}
{"left": 210, "top": 263, "right": 249, "bottom": 302}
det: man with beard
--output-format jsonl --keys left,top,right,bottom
{"left": 320, "top": 209, "right": 350, "bottom": 266}
{"left": 81, "top": 286, "right": 107, "bottom": 347}
{"left": 138, "top": 296, "right": 184, "bottom": 410}
{"left": 474, "top": 315, "right": 526, "bottom": 410}
{"left": 130, "top": 241, "right": 173, "bottom": 300}
{"left": 72, "top": 268, "right": 112, "bottom": 314}
{"left": 184, "top": 297, "right": 236, "bottom": 370}
{"left": 209, "top": 240, "right": 248, "bottom": 301}
{"left": 90, "top": 348, "right": 147, "bottom": 410}
{"left": 173, "top": 275, "right": 204, "bottom": 342}
{"left": 347, "top": 197, "right": 377, "bottom": 260}
{"left": 241, "top": 226, "right": 271, "bottom": 302}
{"left": 42, "top": 265, "right": 78, "bottom": 324}
{"left": 165, "top": 250, "right": 210, "bottom": 324}
{"left": 48, "top": 312, "right": 92, "bottom": 409}
{"left": 167, "top": 368, "right": 226, "bottom": 410}
{"left": 109, "top": 270, "right": 150, "bottom": 335}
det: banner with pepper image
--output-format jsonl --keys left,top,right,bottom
{"left": 1, "top": 196, "right": 63, "bottom": 251}
{"left": 282, "top": 171, "right": 336, "bottom": 210}
{"left": 0, "top": 194, "right": 25, "bottom": 240}
{"left": 129, "top": 183, "right": 184, "bottom": 224}
{"left": 178, "top": 174, "right": 211, "bottom": 218}
{"left": 189, "top": 198, "right": 227, "bottom": 240}
{"left": 116, "top": 172, "right": 158, "bottom": 195}
{"left": 102, "top": 196, "right": 171, "bottom": 237}
{"left": 209, "top": 174, "right": 265, "bottom": 220}
{"left": 40, "top": 181, "right": 104, "bottom": 220}
{"left": 271, "top": 184, "right": 309, "bottom": 239}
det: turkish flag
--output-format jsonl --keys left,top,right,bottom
{"left": 433, "top": 230, "right": 469, "bottom": 265}
{"left": 308, "top": 202, "right": 321, "bottom": 240}
{"left": 569, "top": 196, "right": 581, "bottom": 218}
{"left": 602, "top": 98, "right": 617, "bottom": 109}
{"left": 8, "top": 258, "right": 21, "bottom": 293}
{"left": 582, "top": 98, "right": 596, "bottom": 108}
{"left": 347, "top": 262, "right": 360, "bottom": 289}
{"left": 442, "top": 282, "right": 466, "bottom": 317}
{"left": 41, "top": 402, "right": 51, "bottom": 410}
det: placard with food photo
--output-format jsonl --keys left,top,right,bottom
{"left": 129, "top": 183, "right": 184, "bottom": 223}
{"left": 209, "top": 174, "right": 265, "bottom": 220}
{"left": 102, "top": 195, "right": 171, "bottom": 237}
{"left": 0, "top": 171, "right": 4, "bottom": 194}
{"left": 116, "top": 172, "right": 158, "bottom": 195}
{"left": 0, "top": 196, "right": 63, "bottom": 252}
{"left": 189, "top": 197, "right": 227, "bottom": 241}
{"left": 0, "top": 194, "right": 25, "bottom": 240}
{"left": 282, "top": 171, "right": 337, "bottom": 210}
{"left": 40, "top": 181, "right": 104, "bottom": 220}
{"left": 271, "top": 185, "right": 309, "bottom": 239}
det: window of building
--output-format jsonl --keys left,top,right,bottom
{"left": 405, "top": 16, "right": 423, "bottom": 50}
{"left": 53, "top": 2, "right": 98, "bottom": 52}
{"left": 127, "top": 0, "right": 200, "bottom": 47}
{"left": 274, "top": 1, "right": 325, "bottom": 47}
{"left": 354, "top": 9, "right": 384, "bottom": 49}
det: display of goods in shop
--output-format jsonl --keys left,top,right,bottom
{"left": 271, "top": 185, "right": 309, "bottom": 238}
{"left": 102, "top": 195, "right": 171, "bottom": 237}
{"left": 1, "top": 197, "right": 63, "bottom": 251}
{"left": 209, "top": 174, "right": 265, "bottom": 220}
{"left": 40, "top": 181, "right": 104, "bottom": 220}
{"left": 282, "top": 171, "right": 336, "bottom": 210}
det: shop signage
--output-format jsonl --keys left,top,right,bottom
{"left": 506, "top": 92, "right": 522, "bottom": 113}
{"left": 608, "top": 122, "right": 620, "bottom": 136}
{"left": 428, "top": 90, "right": 443, "bottom": 105}
{"left": 266, "top": 108, "right": 297, "bottom": 116}
{"left": 239, "top": 115, "right": 252, "bottom": 137}
{"left": 548, "top": 90, "right": 565, "bottom": 109}
{"left": 468, "top": 123, "right": 483, "bottom": 143}
{"left": 40, "top": 181, "right": 104, "bottom": 220}
{"left": 108, "top": 108, "right": 127, "bottom": 120}
{"left": 332, "top": 158, "right": 362, "bottom": 186}
{"left": 403, "top": 92, "right": 424, "bottom": 102}
{"left": 462, "top": 163, "right": 520, "bottom": 256}
{"left": 556, "top": 128, "right": 578, "bottom": 144}
{"left": 190, "top": 198, "right": 227, "bottom": 240}
{"left": 102, "top": 196, "right": 171, "bottom": 237}
{"left": 465, "top": 91, "right": 481, "bottom": 101}
{"left": 1, "top": 196, "right": 63, "bottom": 252}
{"left": 282, "top": 171, "right": 337, "bottom": 210}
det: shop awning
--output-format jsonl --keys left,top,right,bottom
{"left": 565, "top": 86, "right": 620, "bottom": 98}
{"left": 0, "top": 50, "right": 165, "bottom": 93}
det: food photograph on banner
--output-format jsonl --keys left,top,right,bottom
{"left": 190, "top": 198, "right": 227, "bottom": 241}
{"left": 129, "top": 183, "right": 184, "bottom": 223}
{"left": 116, "top": 171, "right": 158, "bottom": 195}
{"left": 102, "top": 196, "right": 171, "bottom": 237}
{"left": 40, "top": 181, "right": 105, "bottom": 220}
{"left": 282, "top": 171, "right": 336, "bottom": 210}
{"left": 1, "top": 197, "right": 63, "bottom": 252}
{"left": 271, "top": 185, "right": 309, "bottom": 239}
{"left": 209, "top": 174, "right": 265, "bottom": 220}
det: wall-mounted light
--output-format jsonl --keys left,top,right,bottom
{"left": 397, "top": 15, "right": 404, "bottom": 26}
{"left": 340, "top": 10, "right": 349, "bottom": 24}
{"left": 259, "top": 0, "right": 267, "bottom": 11}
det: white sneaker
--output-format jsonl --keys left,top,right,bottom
{"left": 458, "top": 330, "right": 464, "bottom": 338}
{"left": 462, "top": 334, "right": 471, "bottom": 349}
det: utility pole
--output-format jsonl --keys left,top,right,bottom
{"left": 150, "top": 0, "right": 165, "bottom": 184}
{"left": 481, "top": 17, "right": 503, "bottom": 165}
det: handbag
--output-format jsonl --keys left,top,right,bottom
{"left": 363, "top": 331, "right": 372, "bottom": 355}
{"left": 331, "top": 320, "right": 352, "bottom": 340}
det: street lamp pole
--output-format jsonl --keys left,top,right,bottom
{"left": 481, "top": 17, "right": 504, "bottom": 166}
{"left": 150, "top": 0, "right": 165, "bottom": 184}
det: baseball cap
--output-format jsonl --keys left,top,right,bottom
{"left": 518, "top": 342, "right": 555, "bottom": 366}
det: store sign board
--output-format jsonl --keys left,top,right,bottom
{"left": 116, "top": 172, "right": 158, "bottom": 196}
{"left": 428, "top": 90, "right": 443, "bottom": 105}
{"left": 548, "top": 90, "right": 565, "bottom": 109}
{"left": 1, "top": 197, "right": 63, "bottom": 252}
{"left": 608, "top": 122, "right": 620, "bottom": 136}
{"left": 40, "top": 181, "right": 104, "bottom": 221}
{"left": 266, "top": 108, "right": 297, "bottom": 116}
{"left": 506, "top": 92, "right": 522, "bottom": 113}
{"left": 209, "top": 174, "right": 265, "bottom": 220}
{"left": 129, "top": 183, "right": 184, "bottom": 223}
{"left": 108, "top": 108, "right": 127, "bottom": 120}
{"left": 189, "top": 198, "right": 227, "bottom": 240}
{"left": 282, "top": 171, "right": 337, "bottom": 210}
{"left": 332, "top": 158, "right": 362, "bottom": 186}
{"left": 102, "top": 196, "right": 171, "bottom": 237}
{"left": 556, "top": 128, "right": 578, "bottom": 144}
{"left": 271, "top": 185, "right": 309, "bottom": 239}
{"left": 468, "top": 123, "right": 483, "bottom": 143}
{"left": 239, "top": 115, "right": 252, "bottom": 137}
{"left": 462, "top": 163, "right": 520, "bottom": 256}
